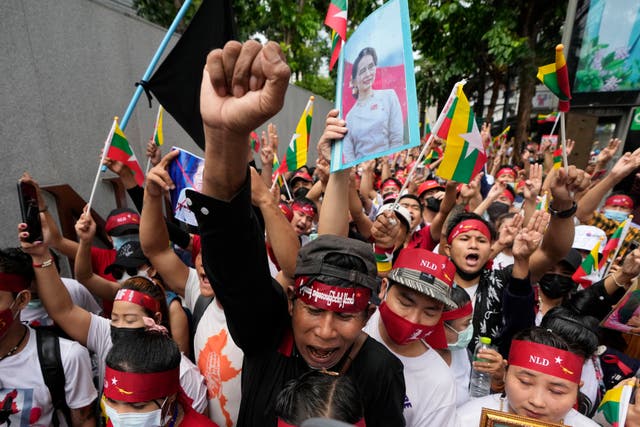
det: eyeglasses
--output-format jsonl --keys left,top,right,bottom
{"left": 110, "top": 267, "right": 140, "bottom": 281}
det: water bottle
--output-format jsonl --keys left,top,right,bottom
{"left": 469, "top": 336, "right": 494, "bottom": 398}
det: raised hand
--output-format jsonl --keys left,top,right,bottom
{"left": 480, "top": 123, "right": 491, "bottom": 150}
{"left": 459, "top": 172, "right": 484, "bottom": 200}
{"left": 512, "top": 210, "right": 550, "bottom": 260}
{"left": 74, "top": 206, "right": 96, "bottom": 242}
{"left": 566, "top": 139, "right": 575, "bottom": 155}
{"left": 146, "top": 140, "right": 162, "bottom": 166}
{"left": 523, "top": 163, "right": 543, "bottom": 201}
{"left": 317, "top": 109, "right": 347, "bottom": 162}
{"left": 259, "top": 130, "right": 274, "bottom": 166}
{"left": 200, "top": 40, "right": 291, "bottom": 139}
{"left": 371, "top": 210, "right": 402, "bottom": 248}
{"left": 610, "top": 147, "right": 640, "bottom": 180}
{"left": 596, "top": 138, "right": 621, "bottom": 167}
{"left": 497, "top": 213, "right": 524, "bottom": 248}
{"left": 145, "top": 150, "right": 180, "bottom": 197}
{"left": 549, "top": 166, "right": 591, "bottom": 208}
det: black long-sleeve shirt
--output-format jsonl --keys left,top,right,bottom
{"left": 188, "top": 173, "right": 406, "bottom": 427}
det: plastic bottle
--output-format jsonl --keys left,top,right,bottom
{"left": 469, "top": 336, "right": 494, "bottom": 398}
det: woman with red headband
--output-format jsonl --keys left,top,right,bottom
{"left": 18, "top": 215, "right": 208, "bottom": 414}
{"left": 104, "top": 330, "right": 217, "bottom": 426}
{"left": 456, "top": 327, "right": 599, "bottom": 426}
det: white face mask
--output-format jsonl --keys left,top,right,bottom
{"left": 117, "top": 268, "right": 152, "bottom": 285}
{"left": 104, "top": 398, "right": 170, "bottom": 427}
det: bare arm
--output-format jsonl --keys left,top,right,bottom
{"left": 168, "top": 299, "right": 190, "bottom": 357}
{"left": 70, "top": 404, "right": 96, "bottom": 427}
{"left": 348, "top": 173, "right": 374, "bottom": 239}
{"left": 429, "top": 180, "right": 458, "bottom": 243}
{"left": 140, "top": 150, "right": 190, "bottom": 297}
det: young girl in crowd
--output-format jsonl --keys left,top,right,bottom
{"left": 456, "top": 327, "right": 600, "bottom": 426}
{"left": 104, "top": 330, "right": 217, "bottom": 426}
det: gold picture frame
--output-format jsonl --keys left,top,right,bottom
{"left": 480, "top": 408, "right": 570, "bottom": 427}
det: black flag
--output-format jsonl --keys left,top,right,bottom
{"left": 147, "top": 0, "right": 237, "bottom": 150}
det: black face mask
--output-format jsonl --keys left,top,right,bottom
{"left": 487, "top": 201, "right": 510, "bottom": 223}
{"left": 538, "top": 274, "right": 577, "bottom": 299}
{"left": 110, "top": 325, "right": 146, "bottom": 343}
{"left": 293, "top": 187, "right": 309, "bottom": 199}
{"left": 425, "top": 197, "right": 441, "bottom": 213}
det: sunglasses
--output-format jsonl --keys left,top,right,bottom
{"left": 110, "top": 267, "right": 140, "bottom": 281}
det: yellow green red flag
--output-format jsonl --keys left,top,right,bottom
{"left": 282, "top": 96, "right": 314, "bottom": 173}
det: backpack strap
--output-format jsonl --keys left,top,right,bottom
{"left": 192, "top": 295, "right": 214, "bottom": 334}
{"left": 339, "top": 331, "right": 368, "bottom": 375}
{"left": 35, "top": 328, "right": 72, "bottom": 427}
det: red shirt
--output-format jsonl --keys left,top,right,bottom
{"left": 90, "top": 246, "right": 116, "bottom": 316}
{"left": 406, "top": 225, "right": 436, "bottom": 251}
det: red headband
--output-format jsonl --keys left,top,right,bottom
{"left": 605, "top": 195, "right": 633, "bottom": 210}
{"left": 501, "top": 189, "right": 515, "bottom": 204}
{"left": 441, "top": 301, "right": 473, "bottom": 321}
{"left": 277, "top": 418, "right": 366, "bottom": 427}
{"left": 103, "top": 366, "right": 180, "bottom": 402}
{"left": 295, "top": 277, "right": 371, "bottom": 313}
{"left": 115, "top": 289, "right": 160, "bottom": 313}
{"left": 0, "top": 272, "right": 30, "bottom": 293}
{"left": 447, "top": 219, "right": 491, "bottom": 244}
{"left": 497, "top": 168, "right": 516, "bottom": 178}
{"left": 381, "top": 180, "right": 399, "bottom": 190}
{"left": 292, "top": 203, "right": 316, "bottom": 218}
{"left": 508, "top": 340, "right": 583, "bottom": 384}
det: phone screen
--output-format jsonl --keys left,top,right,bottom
{"left": 17, "top": 181, "right": 43, "bottom": 243}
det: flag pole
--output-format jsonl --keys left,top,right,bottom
{"left": 89, "top": 118, "right": 118, "bottom": 212}
{"left": 391, "top": 80, "right": 466, "bottom": 210}
{"left": 559, "top": 112, "right": 569, "bottom": 173}
{"left": 549, "top": 112, "right": 561, "bottom": 137}
{"left": 101, "top": 0, "right": 194, "bottom": 173}
{"left": 604, "top": 216, "right": 633, "bottom": 276}
{"left": 282, "top": 177, "right": 293, "bottom": 201}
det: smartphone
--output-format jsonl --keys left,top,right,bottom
{"left": 17, "top": 181, "right": 43, "bottom": 243}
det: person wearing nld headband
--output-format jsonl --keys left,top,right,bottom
{"left": 363, "top": 247, "right": 459, "bottom": 426}
{"left": 275, "top": 370, "right": 366, "bottom": 426}
{"left": 442, "top": 210, "right": 547, "bottom": 355}
{"left": 104, "top": 331, "right": 218, "bottom": 427}
{"left": 18, "top": 216, "right": 208, "bottom": 414}
{"left": 456, "top": 328, "right": 599, "bottom": 426}
{"left": 0, "top": 247, "right": 98, "bottom": 426}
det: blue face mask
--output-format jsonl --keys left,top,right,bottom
{"left": 446, "top": 323, "right": 474, "bottom": 351}
{"left": 112, "top": 235, "right": 139, "bottom": 251}
{"left": 603, "top": 209, "right": 628, "bottom": 223}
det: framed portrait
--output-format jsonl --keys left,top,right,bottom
{"left": 602, "top": 279, "right": 640, "bottom": 335}
{"left": 480, "top": 408, "right": 570, "bottom": 427}
{"left": 330, "top": 0, "right": 420, "bottom": 171}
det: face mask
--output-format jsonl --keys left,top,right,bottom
{"left": 425, "top": 197, "right": 441, "bottom": 213}
{"left": 445, "top": 322, "right": 474, "bottom": 351}
{"left": 538, "top": 274, "right": 577, "bottom": 299}
{"left": 603, "top": 209, "right": 628, "bottom": 223}
{"left": 104, "top": 400, "right": 165, "bottom": 427}
{"left": 378, "top": 302, "right": 446, "bottom": 347}
{"left": 117, "top": 268, "right": 151, "bottom": 285}
{"left": 110, "top": 325, "right": 146, "bottom": 343}
{"left": 112, "top": 235, "right": 139, "bottom": 251}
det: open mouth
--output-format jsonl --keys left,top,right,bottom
{"left": 307, "top": 345, "right": 339, "bottom": 365}
{"left": 465, "top": 253, "right": 480, "bottom": 267}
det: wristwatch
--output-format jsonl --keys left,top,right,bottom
{"left": 547, "top": 201, "right": 577, "bottom": 218}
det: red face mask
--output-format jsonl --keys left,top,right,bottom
{"left": 378, "top": 302, "right": 447, "bottom": 348}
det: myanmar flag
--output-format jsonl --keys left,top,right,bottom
{"left": 107, "top": 121, "right": 145, "bottom": 186}
{"left": 272, "top": 152, "right": 284, "bottom": 188}
{"left": 536, "top": 193, "right": 549, "bottom": 211}
{"left": 552, "top": 148, "right": 562, "bottom": 169}
{"left": 250, "top": 131, "right": 260, "bottom": 153}
{"left": 595, "top": 384, "right": 632, "bottom": 426}
{"left": 152, "top": 106, "right": 164, "bottom": 146}
{"left": 325, "top": 0, "right": 347, "bottom": 71}
{"left": 282, "top": 97, "right": 314, "bottom": 172}
{"left": 572, "top": 240, "right": 602, "bottom": 288}
{"left": 602, "top": 218, "right": 630, "bottom": 262}
{"left": 423, "top": 146, "right": 443, "bottom": 166}
{"left": 537, "top": 112, "right": 558, "bottom": 124}
{"left": 537, "top": 44, "right": 572, "bottom": 112}
{"left": 435, "top": 83, "right": 486, "bottom": 183}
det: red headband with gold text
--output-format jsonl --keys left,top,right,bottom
{"left": 295, "top": 277, "right": 371, "bottom": 313}
{"left": 0, "top": 272, "right": 30, "bottom": 293}
{"left": 447, "top": 219, "right": 491, "bottom": 244}
{"left": 115, "top": 289, "right": 160, "bottom": 313}
{"left": 441, "top": 301, "right": 473, "bottom": 321}
{"left": 103, "top": 366, "right": 180, "bottom": 402}
{"left": 605, "top": 195, "right": 633, "bottom": 210}
{"left": 508, "top": 340, "right": 584, "bottom": 384}
{"left": 497, "top": 168, "right": 516, "bottom": 178}
{"left": 292, "top": 203, "right": 316, "bottom": 218}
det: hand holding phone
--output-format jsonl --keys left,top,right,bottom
{"left": 17, "top": 181, "right": 43, "bottom": 243}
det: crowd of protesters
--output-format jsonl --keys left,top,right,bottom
{"left": 3, "top": 39, "right": 640, "bottom": 427}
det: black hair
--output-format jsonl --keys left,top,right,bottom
{"left": 398, "top": 194, "right": 423, "bottom": 211}
{"left": 540, "top": 307, "right": 599, "bottom": 358}
{"left": 494, "top": 212, "right": 516, "bottom": 231}
{"left": 444, "top": 286, "right": 471, "bottom": 325}
{"left": 121, "top": 277, "right": 170, "bottom": 332}
{"left": 351, "top": 46, "right": 378, "bottom": 94}
{"left": 293, "top": 197, "right": 318, "bottom": 216}
{"left": 106, "top": 330, "right": 180, "bottom": 374}
{"left": 275, "top": 370, "right": 364, "bottom": 425}
{"left": 0, "top": 248, "right": 35, "bottom": 296}
{"left": 445, "top": 211, "right": 496, "bottom": 241}
{"left": 512, "top": 327, "right": 570, "bottom": 352}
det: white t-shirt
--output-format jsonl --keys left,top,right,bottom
{"left": 491, "top": 252, "right": 514, "bottom": 271}
{"left": 363, "top": 310, "right": 457, "bottom": 427}
{"left": 0, "top": 326, "right": 97, "bottom": 427}
{"left": 456, "top": 393, "right": 600, "bottom": 426}
{"left": 184, "top": 267, "right": 243, "bottom": 427}
{"left": 22, "top": 277, "right": 102, "bottom": 327}
{"left": 87, "top": 312, "right": 207, "bottom": 413}
{"left": 342, "top": 89, "right": 404, "bottom": 164}
{"left": 450, "top": 349, "right": 471, "bottom": 407}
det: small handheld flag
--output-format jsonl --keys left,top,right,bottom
{"left": 537, "top": 44, "right": 572, "bottom": 112}
{"left": 324, "top": 0, "right": 348, "bottom": 71}
{"left": 281, "top": 96, "right": 314, "bottom": 173}
{"left": 572, "top": 239, "right": 603, "bottom": 288}
{"left": 152, "top": 106, "right": 164, "bottom": 146}
{"left": 107, "top": 122, "right": 145, "bottom": 187}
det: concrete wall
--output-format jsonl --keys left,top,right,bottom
{"left": 1, "top": 0, "right": 331, "bottom": 251}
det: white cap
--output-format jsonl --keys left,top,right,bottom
{"left": 572, "top": 225, "right": 607, "bottom": 252}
